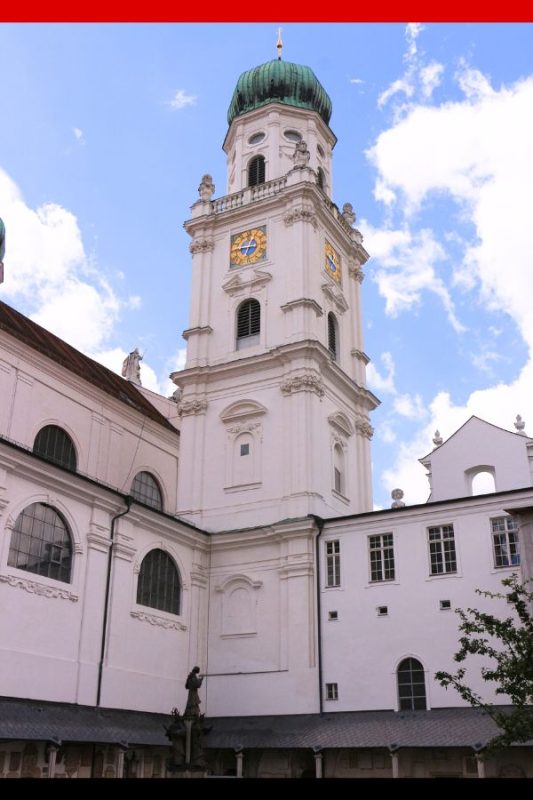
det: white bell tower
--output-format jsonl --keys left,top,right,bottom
{"left": 173, "top": 53, "right": 379, "bottom": 530}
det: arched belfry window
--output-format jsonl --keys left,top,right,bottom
{"left": 131, "top": 471, "right": 163, "bottom": 511}
{"left": 236, "top": 299, "right": 261, "bottom": 349}
{"left": 328, "top": 312, "right": 338, "bottom": 361}
{"left": 137, "top": 549, "right": 180, "bottom": 615}
{"left": 248, "top": 155, "right": 265, "bottom": 187}
{"left": 33, "top": 425, "right": 77, "bottom": 471}
{"left": 8, "top": 503, "right": 73, "bottom": 583}
{"left": 317, "top": 167, "right": 325, "bottom": 190}
{"left": 397, "top": 658, "right": 427, "bottom": 710}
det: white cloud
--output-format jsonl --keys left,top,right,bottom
{"left": 420, "top": 62, "right": 444, "bottom": 99}
{"left": 168, "top": 89, "right": 196, "bottom": 110}
{"left": 367, "top": 351, "right": 396, "bottom": 394}
{"left": 350, "top": 78, "right": 365, "bottom": 85}
{"left": 73, "top": 127, "right": 85, "bottom": 144}
{"left": 368, "top": 40, "right": 533, "bottom": 506}
{"left": 393, "top": 392, "right": 428, "bottom": 420}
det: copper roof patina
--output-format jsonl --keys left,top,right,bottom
{"left": 227, "top": 59, "right": 332, "bottom": 127}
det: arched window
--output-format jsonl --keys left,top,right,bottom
{"left": 317, "top": 167, "right": 325, "bottom": 190}
{"left": 333, "top": 443, "right": 344, "bottom": 495}
{"left": 397, "top": 657, "right": 427, "bottom": 710}
{"left": 8, "top": 503, "right": 73, "bottom": 583}
{"left": 131, "top": 471, "right": 163, "bottom": 511}
{"left": 236, "top": 299, "right": 261, "bottom": 349}
{"left": 328, "top": 312, "right": 338, "bottom": 360}
{"left": 137, "top": 549, "right": 180, "bottom": 614}
{"left": 248, "top": 155, "right": 265, "bottom": 187}
{"left": 33, "top": 425, "right": 77, "bottom": 471}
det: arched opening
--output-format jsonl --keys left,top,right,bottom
{"left": 137, "top": 549, "right": 181, "bottom": 614}
{"left": 328, "top": 312, "right": 338, "bottom": 361}
{"left": 471, "top": 470, "right": 496, "bottom": 495}
{"left": 8, "top": 502, "right": 73, "bottom": 583}
{"left": 248, "top": 155, "right": 265, "bottom": 187}
{"left": 131, "top": 471, "right": 163, "bottom": 511}
{"left": 397, "top": 657, "right": 427, "bottom": 710}
{"left": 236, "top": 299, "right": 261, "bottom": 349}
{"left": 33, "top": 425, "right": 77, "bottom": 471}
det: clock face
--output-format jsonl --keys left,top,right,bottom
{"left": 325, "top": 240, "right": 342, "bottom": 284}
{"left": 230, "top": 226, "right": 267, "bottom": 267}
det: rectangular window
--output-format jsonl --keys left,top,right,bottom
{"left": 325, "top": 540, "right": 340, "bottom": 587}
{"left": 491, "top": 517, "right": 520, "bottom": 568}
{"left": 428, "top": 525, "right": 457, "bottom": 575}
{"left": 325, "top": 683, "right": 338, "bottom": 700}
{"left": 369, "top": 533, "right": 395, "bottom": 582}
{"left": 240, "top": 443, "right": 250, "bottom": 456}
{"left": 334, "top": 467, "right": 342, "bottom": 493}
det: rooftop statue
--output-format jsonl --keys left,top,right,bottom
{"left": 121, "top": 348, "right": 142, "bottom": 386}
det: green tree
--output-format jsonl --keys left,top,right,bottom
{"left": 435, "top": 574, "right": 533, "bottom": 749}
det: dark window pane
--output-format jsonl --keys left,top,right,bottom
{"left": 248, "top": 156, "right": 265, "bottom": 187}
{"left": 328, "top": 313, "right": 337, "bottom": 359}
{"left": 131, "top": 472, "right": 163, "bottom": 511}
{"left": 33, "top": 425, "right": 77, "bottom": 471}
{"left": 8, "top": 503, "right": 72, "bottom": 583}
{"left": 137, "top": 549, "right": 180, "bottom": 615}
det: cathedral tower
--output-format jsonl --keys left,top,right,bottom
{"left": 173, "top": 52, "right": 379, "bottom": 530}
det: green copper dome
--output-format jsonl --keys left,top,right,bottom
{"left": 227, "top": 59, "right": 332, "bottom": 127}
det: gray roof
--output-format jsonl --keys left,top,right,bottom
{"left": 0, "top": 697, "right": 527, "bottom": 750}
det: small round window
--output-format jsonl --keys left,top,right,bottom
{"left": 284, "top": 129, "right": 302, "bottom": 142}
{"left": 317, "top": 144, "right": 325, "bottom": 158}
{"left": 248, "top": 132, "right": 266, "bottom": 146}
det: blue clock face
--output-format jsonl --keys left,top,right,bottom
{"left": 327, "top": 254, "right": 337, "bottom": 273}
{"left": 240, "top": 239, "right": 257, "bottom": 256}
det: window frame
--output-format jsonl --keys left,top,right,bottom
{"left": 130, "top": 471, "right": 163, "bottom": 511}
{"left": 236, "top": 298, "right": 261, "bottom": 349}
{"left": 368, "top": 533, "right": 395, "bottom": 582}
{"left": 248, "top": 155, "right": 266, "bottom": 187}
{"left": 491, "top": 516, "right": 520, "bottom": 569}
{"left": 325, "top": 539, "right": 341, "bottom": 588}
{"left": 397, "top": 657, "right": 427, "bottom": 711}
{"left": 136, "top": 548, "right": 181, "bottom": 616}
{"left": 33, "top": 425, "right": 77, "bottom": 472}
{"left": 7, "top": 502, "right": 73, "bottom": 584}
{"left": 428, "top": 524, "right": 457, "bottom": 576}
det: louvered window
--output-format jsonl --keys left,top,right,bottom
{"left": 248, "top": 156, "right": 265, "bottom": 187}
{"left": 328, "top": 312, "right": 337, "bottom": 360}
{"left": 237, "top": 299, "right": 261, "bottom": 349}
{"left": 317, "top": 167, "right": 325, "bottom": 190}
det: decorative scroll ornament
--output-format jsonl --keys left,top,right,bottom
{"left": 178, "top": 398, "right": 208, "bottom": 416}
{"left": 281, "top": 372, "right": 325, "bottom": 398}
{"left": 189, "top": 238, "right": 215, "bottom": 255}
{"left": 355, "top": 418, "right": 374, "bottom": 439}
{"left": 131, "top": 610, "right": 187, "bottom": 631}
{"left": 283, "top": 207, "right": 317, "bottom": 229}
{"left": 0, "top": 573, "right": 78, "bottom": 602}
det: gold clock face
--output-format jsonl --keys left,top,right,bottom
{"left": 230, "top": 226, "right": 267, "bottom": 267}
{"left": 325, "top": 240, "right": 342, "bottom": 284}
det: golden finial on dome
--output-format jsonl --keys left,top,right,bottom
{"left": 276, "top": 27, "right": 283, "bottom": 60}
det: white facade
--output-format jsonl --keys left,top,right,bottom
{"left": 0, "top": 53, "right": 532, "bottom": 777}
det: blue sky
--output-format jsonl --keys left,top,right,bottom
{"left": 1, "top": 22, "right": 533, "bottom": 508}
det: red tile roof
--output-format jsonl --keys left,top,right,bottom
{"left": 0, "top": 300, "right": 177, "bottom": 433}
